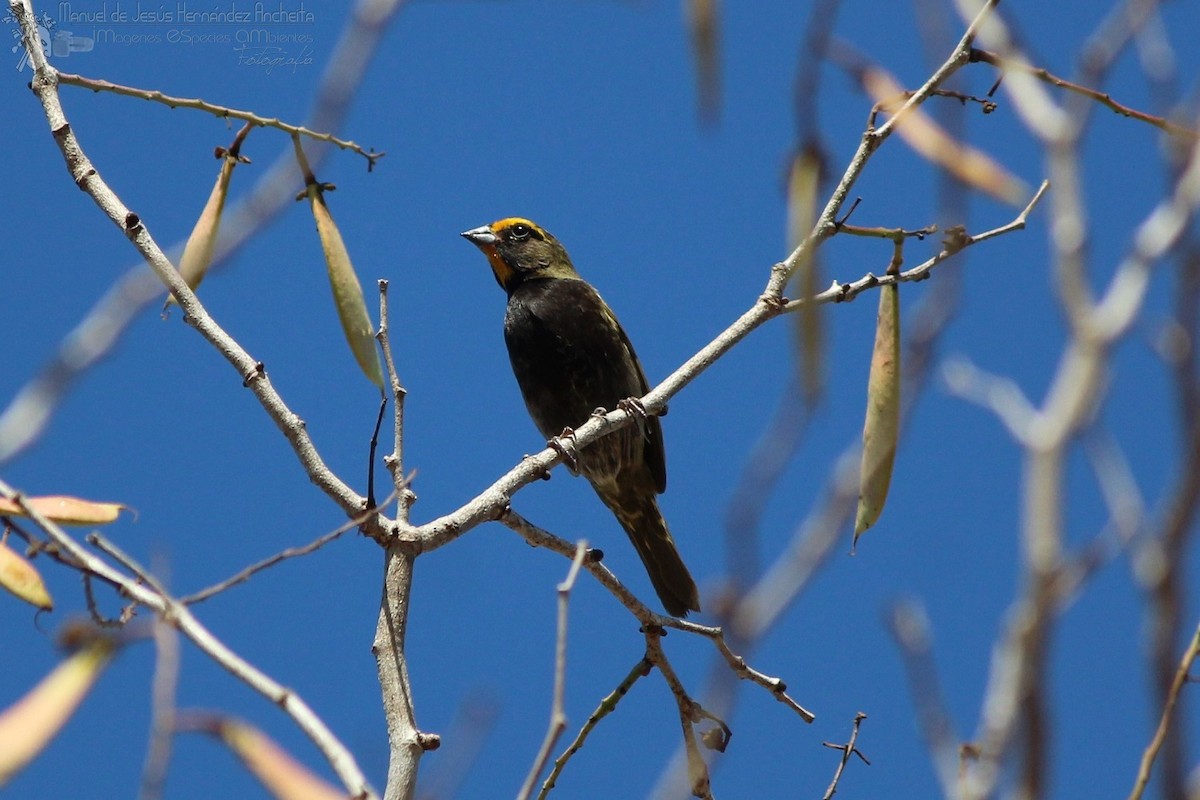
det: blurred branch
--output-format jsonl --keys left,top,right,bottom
{"left": 138, "top": 616, "right": 180, "bottom": 800}
{"left": 1142, "top": 239, "right": 1200, "bottom": 799}
{"left": 414, "top": 692, "right": 498, "bottom": 800}
{"left": 958, "top": 6, "right": 1200, "bottom": 795}
{"left": 721, "top": 378, "right": 812, "bottom": 590}
{"left": 942, "top": 357, "right": 1038, "bottom": 445}
{"left": 885, "top": 601, "right": 961, "bottom": 797}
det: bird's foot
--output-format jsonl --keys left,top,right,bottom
{"left": 618, "top": 397, "right": 650, "bottom": 438}
{"left": 548, "top": 427, "right": 579, "bottom": 472}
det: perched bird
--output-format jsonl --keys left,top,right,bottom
{"left": 462, "top": 218, "right": 701, "bottom": 617}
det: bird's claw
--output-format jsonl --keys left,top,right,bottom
{"left": 618, "top": 397, "right": 650, "bottom": 438}
{"left": 548, "top": 427, "right": 579, "bottom": 471}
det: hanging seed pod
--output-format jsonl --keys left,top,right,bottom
{"left": 854, "top": 277, "right": 900, "bottom": 545}
{"left": 0, "top": 635, "right": 117, "bottom": 786}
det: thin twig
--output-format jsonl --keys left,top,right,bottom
{"left": 644, "top": 626, "right": 713, "bottom": 800}
{"left": 377, "top": 279, "right": 413, "bottom": 523}
{"left": 538, "top": 658, "right": 653, "bottom": 799}
{"left": 499, "top": 509, "right": 813, "bottom": 721}
{"left": 1127, "top": 618, "right": 1200, "bottom": 800}
{"left": 969, "top": 48, "right": 1198, "bottom": 140}
{"left": 518, "top": 542, "right": 588, "bottom": 800}
{"left": 822, "top": 712, "right": 870, "bottom": 799}
{"left": 56, "top": 71, "right": 385, "bottom": 167}
{"left": 679, "top": 620, "right": 815, "bottom": 722}
{"left": 180, "top": 495, "right": 395, "bottom": 605}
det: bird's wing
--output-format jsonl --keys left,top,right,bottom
{"left": 601, "top": 301, "right": 668, "bottom": 494}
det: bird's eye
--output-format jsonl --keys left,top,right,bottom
{"left": 509, "top": 223, "right": 532, "bottom": 241}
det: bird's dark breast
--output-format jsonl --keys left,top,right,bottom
{"left": 504, "top": 278, "right": 654, "bottom": 480}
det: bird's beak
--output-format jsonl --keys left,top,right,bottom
{"left": 461, "top": 225, "right": 498, "bottom": 247}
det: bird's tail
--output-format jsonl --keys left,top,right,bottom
{"left": 596, "top": 481, "right": 701, "bottom": 617}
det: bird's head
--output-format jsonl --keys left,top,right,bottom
{"left": 461, "top": 217, "right": 579, "bottom": 293}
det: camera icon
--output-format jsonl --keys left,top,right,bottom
{"left": 12, "top": 25, "right": 92, "bottom": 70}
{"left": 51, "top": 29, "right": 93, "bottom": 57}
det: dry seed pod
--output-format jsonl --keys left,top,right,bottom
{"left": 685, "top": 0, "right": 721, "bottom": 122}
{"left": 787, "top": 144, "right": 826, "bottom": 405}
{"left": 854, "top": 279, "right": 900, "bottom": 544}
{"left": 0, "top": 637, "right": 116, "bottom": 786}
{"left": 0, "top": 495, "right": 128, "bottom": 525}
{"left": 304, "top": 184, "right": 385, "bottom": 390}
{"left": 0, "top": 538, "right": 52, "bottom": 610}
{"left": 166, "top": 150, "right": 239, "bottom": 308}
{"left": 198, "top": 716, "right": 346, "bottom": 800}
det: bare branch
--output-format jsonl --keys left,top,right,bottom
{"left": 969, "top": 48, "right": 1198, "bottom": 140}
{"left": 374, "top": 540, "right": 438, "bottom": 800}
{"left": 538, "top": 658, "right": 653, "bottom": 799}
{"left": 180, "top": 496, "right": 395, "bottom": 605}
{"left": 0, "top": 482, "right": 378, "bottom": 799}
{"left": 1128, "top": 618, "right": 1200, "bottom": 800}
{"left": 885, "top": 600, "right": 962, "bottom": 797}
{"left": 377, "top": 280, "right": 415, "bottom": 522}
{"left": 518, "top": 543, "right": 588, "bottom": 800}
{"left": 55, "top": 70, "right": 385, "bottom": 167}
{"left": 822, "top": 712, "right": 870, "bottom": 800}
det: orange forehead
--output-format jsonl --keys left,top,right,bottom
{"left": 490, "top": 217, "right": 546, "bottom": 237}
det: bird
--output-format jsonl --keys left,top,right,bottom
{"left": 461, "top": 217, "right": 701, "bottom": 617}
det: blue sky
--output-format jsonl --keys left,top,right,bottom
{"left": 2, "top": 1, "right": 1199, "bottom": 798}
